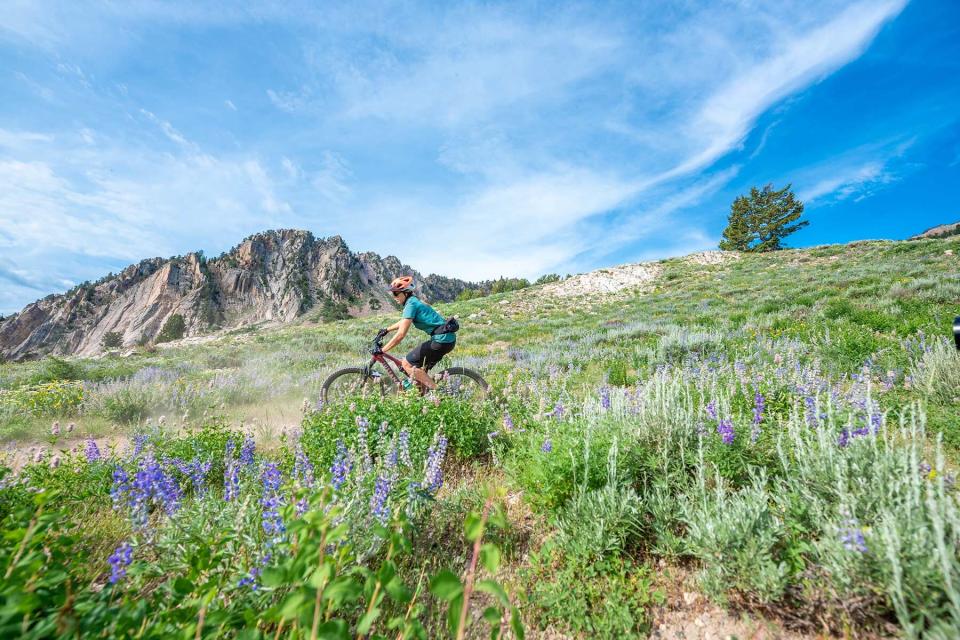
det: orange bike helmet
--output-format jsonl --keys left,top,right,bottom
{"left": 389, "top": 275, "right": 415, "bottom": 293}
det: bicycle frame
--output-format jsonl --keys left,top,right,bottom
{"left": 366, "top": 350, "right": 409, "bottom": 388}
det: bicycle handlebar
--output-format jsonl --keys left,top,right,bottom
{"left": 371, "top": 329, "right": 389, "bottom": 354}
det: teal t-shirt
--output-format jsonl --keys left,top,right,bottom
{"left": 402, "top": 296, "right": 456, "bottom": 344}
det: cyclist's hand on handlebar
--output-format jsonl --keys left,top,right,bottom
{"left": 376, "top": 327, "right": 389, "bottom": 338}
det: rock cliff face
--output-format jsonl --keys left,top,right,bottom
{"left": 0, "top": 230, "right": 472, "bottom": 360}
{"left": 910, "top": 221, "right": 960, "bottom": 240}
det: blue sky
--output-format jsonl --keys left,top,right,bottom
{"left": 1, "top": 0, "right": 958, "bottom": 314}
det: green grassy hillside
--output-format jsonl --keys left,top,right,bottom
{"left": 1, "top": 237, "right": 959, "bottom": 638}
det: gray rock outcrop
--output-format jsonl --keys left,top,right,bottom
{"left": 0, "top": 229, "right": 472, "bottom": 360}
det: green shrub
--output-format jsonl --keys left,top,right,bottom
{"left": 101, "top": 389, "right": 150, "bottom": 424}
{"left": 606, "top": 359, "right": 634, "bottom": 386}
{"left": 556, "top": 482, "right": 642, "bottom": 561}
{"left": 101, "top": 331, "right": 123, "bottom": 350}
{"left": 0, "top": 380, "right": 84, "bottom": 417}
{"left": 29, "top": 356, "right": 84, "bottom": 384}
{"left": 155, "top": 313, "right": 186, "bottom": 343}
{"left": 523, "top": 541, "right": 662, "bottom": 638}
{"left": 301, "top": 394, "right": 494, "bottom": 467}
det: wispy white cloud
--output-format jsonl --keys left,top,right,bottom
{"left": 0, "top": 1, "right": 914, "bottom": 311}
{"left": 797, "top": 137, "right": 914, "bottom": 204}
{"left": 139, "top": 109, "right": 194, "bottom": 150}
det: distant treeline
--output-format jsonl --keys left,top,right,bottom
{"left": 456, "top": 273, "right": 564, "bottom": 301}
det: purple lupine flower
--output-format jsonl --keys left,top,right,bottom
{"left": 398, "top": 430, "right": 411, "bottom": 466}
{"left": 503, "top": 413, "right": 515, "bottom": 432}
{"left": 239, "top": 436, "right": 256, "bottom": 468}
{"left": 173, "top": 458, "right": 212, "bottom": 495}
{"left": 804, "top": 396, "right": 818, "bottom": 428}
{"left": 717, "top": 419, "right": 735, "bottom": 445}
{"left": 752, "top": 392, "right": 765, "bottom": 425}
{"left": 330, "top": 440, "right": 352, "bottom": 490}
{"left": 423, "top": 435, "right": 448, "bottom": 494}
{"left": 131, "top": 434, "right": 148, "bottom": 459}
{"left": 293, "top": 446, "right": 314, "bottom": 489}
{"left": 407, "top": 481, "right": 422, "bottom": 504}
{"left": 385, "top": 439, "right": 399, "bottom": 471}
{"left": 541, "top": 439, "right": 553, "bottom": 453}
{"left": 840, "top": 519, "right": 868, "bottom": 553}
{"left": 111, "top": 466, "right": 130, "bottom": 510}
{"left": 224, "top": 463, "right": 240, "bottom": 503}
{"left": 126, "top": 454, "right": 182, "bottom": 527}
{"left": 356, "top": 417, "right": 371, "bottom": 472}
{"left": 239, "top": 554, "right": 271, "bottom": 590}
{"left": 751, "top": 392, "right": 765, "bottom": 443}
{"left": 370, "top": 474, "right": 393, "bottom": 524}
{"left": 869, "top": 411, "right": 883, "bottom": 434}
{"left": 600, "top": 386, "right": 611, "bottom": 410}
{"left": 260, "top": 463, "right": 285, "bottom": 542}
{"left": 837, "top": 429, "right": 850, "bottom": 448}
{"left": 705, "top": 401, "right": 717, "bottom": 421}
{"left": 108, "top": 542, "right": 133, "bottom": 584}
{"left": 238, "top": 571, "right": 260, "bottom": 590}
{"left": 85, "top": 438, "right": 101, "bottom": 462}
{"left": 550, "top": 402, "right": 565, "bottom": 420}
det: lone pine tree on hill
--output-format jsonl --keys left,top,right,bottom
{"left": 719, "top": 183, "right": 808, "bottom": 252}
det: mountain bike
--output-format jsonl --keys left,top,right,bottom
{"left": 321, "top": 329, "right": 488, "bottom": 404}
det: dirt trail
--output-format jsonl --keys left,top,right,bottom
{"left": 647, "top": 565, "right": 832, "bottom": 640}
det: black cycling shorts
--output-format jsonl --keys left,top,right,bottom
{"left": 405, "top": 339, "right": 455, "bottom": 371}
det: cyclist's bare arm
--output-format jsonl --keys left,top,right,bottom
{"left": 382, "top": 318, "right": 412, "bottom": 352}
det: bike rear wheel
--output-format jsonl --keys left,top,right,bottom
{"left": 433, "top": 367, "right": 489, "bottom": 402}
{"left": 321, "top": 367, "right": 386, "bottom": 405}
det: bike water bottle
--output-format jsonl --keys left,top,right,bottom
{"left": 402, "top": 379, "right": 413, "bottom": 390}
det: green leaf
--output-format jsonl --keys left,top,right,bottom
{"left": 464, "top": 512, "right": 484, "bottom": 542}
{"left": 475, "top": 580, "right": 509, "bottom": 606}
{"left": 510, "top": 607, "right": 525, "bottom": 640}
{"left": 488, "top": 506, "right": 507, "bottom": 530}
{"left": 429, "top": 570, "right": 463, "bottom": 602}
{"left": 385, "top": 576, "right": 412, "bottom": 604}
{"left": 480, "top": 543, "right": 500, "bottom": 574}
{"left": 173, "top": 577, "right": 194, "bottom": 596}
{"left": 308, "top": 562, "right": 334, "bottom": 588}
{"left": 377, "top": 559, "right": 396, "bottom": 586}
{"left": 260, "top": 567, "right": 286, "bottom": 588}
{"left": 447, "top": 593, "right": 464, "bottom": 638}
{"left": 323, "top": 575, "right": 362, "bottom": 608}
{"left": 326, "top": 522, "right": 350, "bottom": 545}
{"left": 279, "top": 592, "right": 306, "bottom": 620}
{"left": 357, "top": 607, "right": 381, "bottom": 635}
{"left": 482, "top": 606, "right": 501, "bottom": 625}
{"left": 316, "top": 619, "right": 350, "bottom": 640}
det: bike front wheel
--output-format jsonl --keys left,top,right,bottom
{"left": 321, "top": 367, "right": 386, "bottom": 405}
{"left": 433, "top": 367, "right": 489, "bottom": 403}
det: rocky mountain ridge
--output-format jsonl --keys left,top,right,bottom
{"left": 0, "top": 229, "right": 473, "bottom": 361}
{"left": 910, "top": 221, "right": 960, "bottom": 240}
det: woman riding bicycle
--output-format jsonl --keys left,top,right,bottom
{"left": 380, "top": 276, "right": 456, "bottom": 390}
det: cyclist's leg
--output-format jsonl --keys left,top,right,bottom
{"left": 402, "top": 341, "right": 438, "bottom": 389}
{"left": 422, "top": 341, "right": 455, "bottom": 374}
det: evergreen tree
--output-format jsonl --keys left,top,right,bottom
{"left": 719, "top": 183, "right": 808, "bottom": 252}
{"left": 155, "top": 314, "right": 186, "bottom": 343}
{"left": 719, "top": 204, "right": 752, "bottom": 251}
{"left": 101, "top": 331, "right": 123, "bottom": 350}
